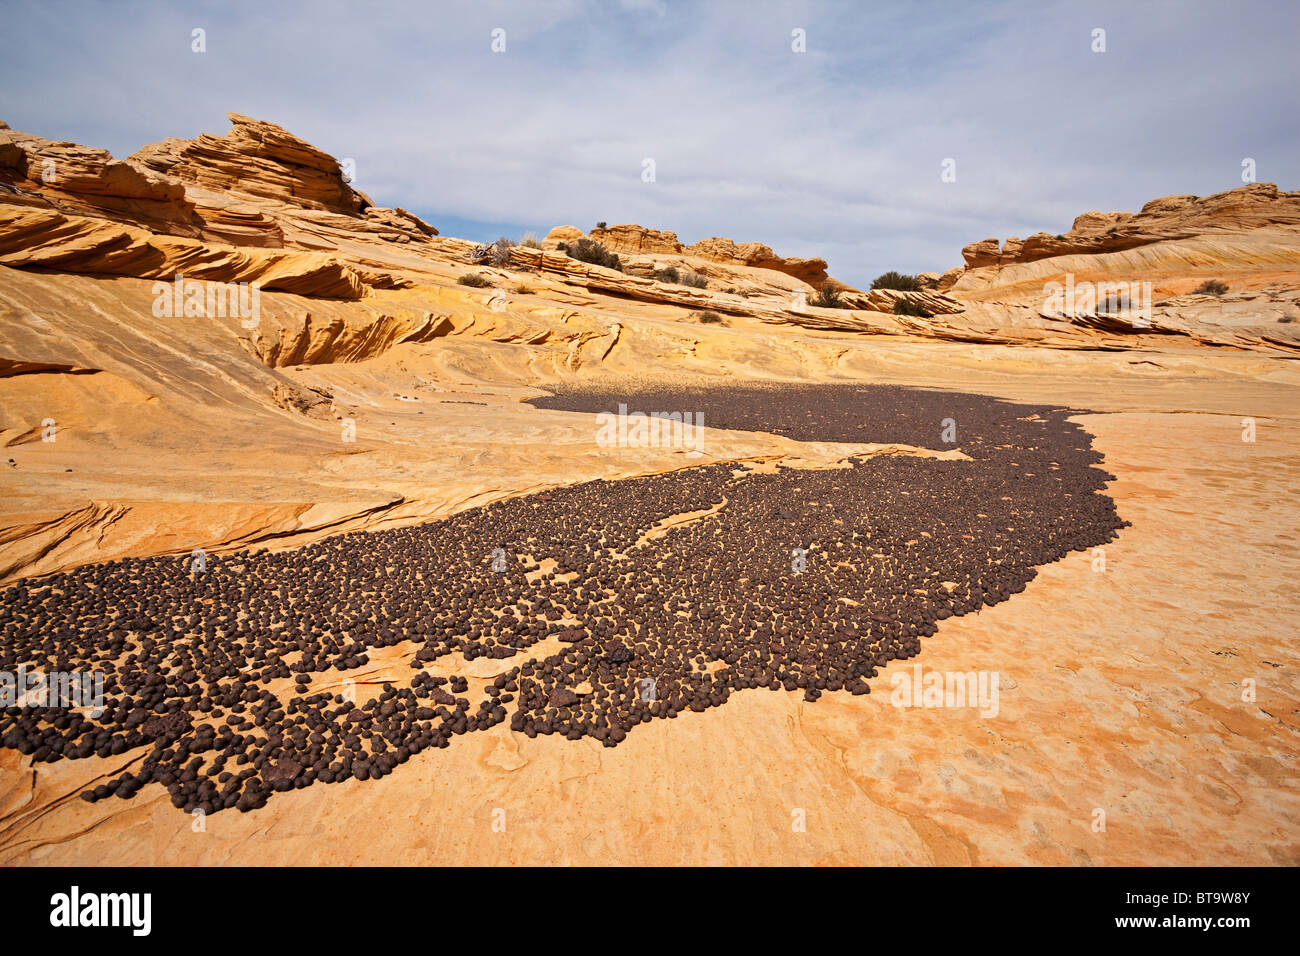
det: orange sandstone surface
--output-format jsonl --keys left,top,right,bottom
{"left": 0, "top": 115, "right": 1296, "bottom": 865}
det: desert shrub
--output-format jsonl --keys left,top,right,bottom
{"left": 489, "top": 237, "right": 516, "bottom": 267}
{"left": 725, "top": 287, "right": 737, "bottom": 294}
{"left": 1193, "top": 279, "right": 1229, "bottom": 296}
{"left": 520, "top": 232, "right": 542, "bottom": 249}
{"left": 654, "top": 266, "right": 707, "bottom": 288}
{"left": 469, "top": 239, "right": 512, "bottom": 266}
{"left": 557, "top": 238, "right": 622, "bottom": 272}
{"left": 457, "top": 273, "right": 492, "bottom": 288}
{"left": 595, "top": 221, "right": 607, "bottom": 230}
{"left": 512, "top": 283, "right": 534, "bottom": 294}
{"left": 811, "top": 281, "right": 845, "bottom": 308}
{"left": 870, "top": 270, "right": 922, "bottom": 292}
{"left": 691, "top": 310, "right": 724, "bottom": 324}
{"left": 892, "top": 297, "right": 933, "bottom": 318}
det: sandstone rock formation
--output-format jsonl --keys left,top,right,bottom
{"left": 0, "top": 206, "right": 373, "bottom": 298}
{"left": 130, "top": 112, "right": 364, "bottom": 215}
{"left": 3, "top": 115, "right": 1296, "bottom": 362}
{"left": 0, "top": 112, "right": 1297, "bottom": 870}
{"left": 842, "top": 287, "right": 965, "bottom": 316}
{"left": 544, "top": 223, "right": 834, "bottom": 287}
{"left": 936, "top": 266, "right": 964, "bottom": 292}
{"left": 1, "top": 113, "right": 437, "bottom": 250}
{"left": 544, "top": 224, "right": 584, "bottom": 242}
{"left": 588, "top": 222, "right": 682, "bottom": 254}
{"left": 0, "top": 122, "right": 193, "bottom": 230}
{"left": 954, "top": 183, "right": 1300, "bottom": 289}
{"left": 925, "top": 182, "right": 1300, "bottom": 350}
{"left": 684, "top": 236, "right": 832, "bottom": 286}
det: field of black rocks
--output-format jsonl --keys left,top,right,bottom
{"left": 0, "top": 384, "right": 1126, "bottom": 815}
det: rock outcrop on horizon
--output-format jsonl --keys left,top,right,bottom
{"left": 959, "top": 183, "right": 1300, "bottom": 273}
{"left": 588, "top": 222, "right": 683, "bottom": 255}
{"left": 931, "top": 182, "right": 1300, "bottom": 350}
{"left": 5, "top": 114, "right": 1295, "bottom": 361}
{"left": 0, "top": 112, "right": 1297, "bottom": 871}
{"left": 0, "top": 112, "right": 1297, "bottom": 587}
{"left": 130, "top": 112, "right": 368, "bottom": 215}
{"left": 0, "top": 120, "right": 194, "bottom": 229}
{"left": 683, "top": 236, "right": 831, "bottom": 286}
{"left": 952, "top": 182, "right": 1300, "bottom": 295}
{"left": 1, "top": 113, "right": 438, "bottom": 249}
{"left": 573, "top": 222, "right": 834, "bottom": 286}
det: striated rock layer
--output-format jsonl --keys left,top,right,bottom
{"left": 959, "top": 183, "right": 1300, "bottom": 277}
{"left": 0, "top": 112, "right": 1296, "bottom": 866}
{"left": 0, "top": 385, "right": 1125, "bottom": 816}
{"left": 1, "top": 113, "right": 437, "bottom": 249}
{"left": 949, "top": 183, "right": 1300, "bottom": 313}
{"left": 4, "top": 115, "right": 1298, "bottom": 354}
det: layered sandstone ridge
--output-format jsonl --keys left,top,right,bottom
{"left": 684, "top": 236, "right": 830, "bottom": 285}
{"left": 3, "top": 115, "right": 1296, "bottom": 357}
{"left": 952, "top": 182, "right": 1300, "bottom": 296}
{"left": 0, "top": 207, "right": 374, "bottom": 299}
{"left": 926, "top": 182, "right": 1300, "bottom": 352}
{"left": 960, "top": 183, "right": 1300, "bottom": 273}
{"left": 571, "top": 223, "right": 832, "bottom": 285}
{"left": 0, "top": 120, "right": 192, "bottom": 229}
{"left": 0, "top": 115, "right": 1296, "bottom": 872}
{"left": 1, "top": 113, "right": 438, "bottom": 249}
{"left": 130, "top": 111, "right": 367, "bottom": 215}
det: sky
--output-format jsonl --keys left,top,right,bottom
{"left": 2, "top": 0, "right": 1296, "bottom": 287}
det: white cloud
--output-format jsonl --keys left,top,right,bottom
{"left": 1, "top": 0, "right": 1295, "bottom": 286}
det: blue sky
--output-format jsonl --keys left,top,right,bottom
{"left": 2, "top": 0, "right": 1296, "bottom": 287}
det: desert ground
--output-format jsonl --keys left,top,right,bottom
{"left": 0, "top": 115, "right": 1296, "bottom": 865}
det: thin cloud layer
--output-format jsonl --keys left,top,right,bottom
{"left": 2, "top": 0, "right": 1295, "bottom": 286}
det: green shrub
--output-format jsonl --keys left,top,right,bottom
{"left": 557, "top": 238, "right": 622, "bottom": 272}
{"left": 892, "top": 297, "right": 933, "bottom": 318}
{"left": 870, "top": 270, "right": 922, "bottom": 292}
{"left": 812, "top": 281, "right": 845, "bottom": 308}
{"left": 1193, "top": 279, "right": 1229, "bottom": 296}
{"left": 654, "top": 266, "right": 707, "bottom": 288}
{"left": 691, "top": 310, "right": 724, "bottom": 324}
{"left": 457, "top": 273, "right": 492, "bottom": 288}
